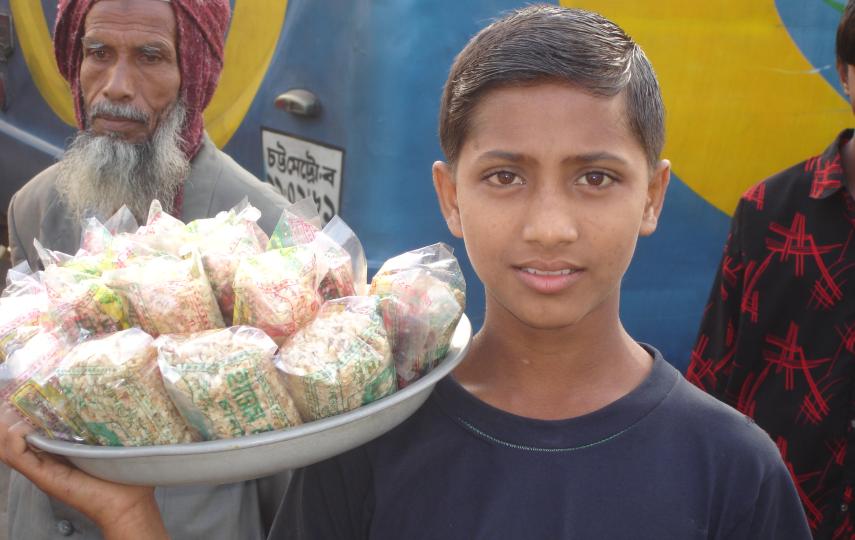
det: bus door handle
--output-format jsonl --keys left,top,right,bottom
{"left": 274, "top": 89, "right": 321, "bottom": 118}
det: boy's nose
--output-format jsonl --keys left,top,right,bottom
{"left": 520, "top": 187, "right": 580, "bottom": 247}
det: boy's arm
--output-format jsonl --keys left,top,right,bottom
{"left": 272, "top": 447, "right": 373, "bottom": 540}
{"left": 685, "top": 198, "right": 748, "bottom": 399}
{"left": 723, "top": 460, "right": 812, "bottom": 540}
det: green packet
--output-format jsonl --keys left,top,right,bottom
{"left": 276, "top": 296, "right": 396, "bottom": 422}
{"left": 50, "top": 328, "right": 199, "bottom": 447}
{"left": 10, "top": 379, "right": 91, "bottom": 443}
{"left": 155, "top": 326, "right": 302, "bottom": 440}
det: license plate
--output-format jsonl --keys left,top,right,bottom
{"left": 261, "top": 129, "right": 344, "bottom": 224}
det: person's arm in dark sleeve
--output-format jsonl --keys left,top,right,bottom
{"left": 270, "top": 447, "right": 374, "bottom": 540}
{"left": 723, "top": 460, "right": 811, "bottom": 540}
{"left": 686, "top": 197, "right": 748, "bottom": 399}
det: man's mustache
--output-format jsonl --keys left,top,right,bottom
{"left": 87, "top": 102, "right": 150, "bottom": 127}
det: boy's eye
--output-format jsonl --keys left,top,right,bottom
{"left": 485, "top": 171, "right": 524, "bottom": 186}
{"left": 577, "top": 171, "right": 614, "bottom": 188}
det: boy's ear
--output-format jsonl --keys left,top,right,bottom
{"left": 838, "top": 61, "right": 851, "bottom": 96}
{"left": 432, "top": 161, "right": 463, "bottom": 238}
{"left": 639, "top": 159, "right": 671, "bottom": 237}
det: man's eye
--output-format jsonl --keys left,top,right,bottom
{"left": 87, "top": 49, "right": 108, "bottom": 60}
{"left": 487, "top": 171, "right": 523, "bottom": 186}
{"left": 141, "top": 54, "right": 162, "bottom": 64}
{"left": 577, "top": 172, "right": 614, "bottom": 188}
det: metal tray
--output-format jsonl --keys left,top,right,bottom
{"left": 27, "top": 315, "right": 471, "bottom": 486}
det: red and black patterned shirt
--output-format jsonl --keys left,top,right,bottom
{"left": 688, "top": 129, "right": 855, "bottom": 539}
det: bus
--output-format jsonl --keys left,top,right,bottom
{"left": 0, "top": 0, "right": 846, "bottom": 370}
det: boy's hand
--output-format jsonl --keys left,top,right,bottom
{"left": 0, "top": 404, "right": 169, "bottom": 540}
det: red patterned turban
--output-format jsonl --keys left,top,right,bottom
{"left": 53, "top": 0, "right": 231, "bottom": 159}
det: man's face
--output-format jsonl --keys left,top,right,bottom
{"left": 433, "top": 82, "right": 669, "bottom": 332}
{"left": 79, "top": 0, "right": 181, "bottom": 143}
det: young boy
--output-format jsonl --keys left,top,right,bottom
{"left": 0, "top": 5, "right": 810, "bottom": 539}
{"left": 272, "top": 6, "right": 810, "bottom": 539}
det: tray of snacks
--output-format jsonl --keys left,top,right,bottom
{"left": 1, "top": 199, "right": 469, "bottom": 486}
{"left": 25, "top": 314, "right": 470, "bottom": 486}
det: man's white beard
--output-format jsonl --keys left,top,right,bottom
{"left": 55, "top": 101, "right": 190, "bottom": 224}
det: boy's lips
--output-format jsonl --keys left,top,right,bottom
{"left": 513, "top": 261, "right": 584, "bottom": 294}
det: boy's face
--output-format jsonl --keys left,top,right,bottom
{"left": 433, "top": 82, "right": 669, "bottom": 331}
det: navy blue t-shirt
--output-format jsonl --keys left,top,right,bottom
{"left": 272, "top": 347, "right": 810, "bottom": 539}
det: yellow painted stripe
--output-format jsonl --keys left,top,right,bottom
{"left": 12, "top": 0, "right": 287, "bottom": 147}
{"left": 561, "top": 0, "right": 850, "bottom": 214}
{"left": 204, "top": 0, "right": 288, "bottom": 148}
{"left": 10, "top": 0, "right": 75, "bottom": 125}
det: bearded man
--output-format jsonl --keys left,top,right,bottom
{"left": 5, "top": 1, "right": 291, "bottom": 539}
{"left": 8, "top": 0, "right": 286, "bottom": 268}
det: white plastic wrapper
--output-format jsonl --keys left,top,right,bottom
{"left": 41, "top": 254, "right": 130, "bottom": 341}
{"left": 78, "top": 207, "right": 161, "bottom": 268}
{"left": 133, "top": 200, "right": 196, "bottom": 257}
{"left": 49, "top": 328, "right": 198, "bottom": 446}
{"left": 267, "top": 198, "right": 322, "bottom": 247}
{"left": 79, "top": 205, "right": 139, "bottom": 257}
{"left": 276, "top": 296, "right": 395, "bottom": 421}
{"left": 0, "top": 263, "right": 47, "bottom": 361}
{"left": 0, "top": 331, "right": 89, "bottom": 442}
{"left": 106, "top": 252, "right": 224, "bottom": 337}
{"left": 322, "top": 216, "right": 368, "bottom": 297}
{"left": 370, "top": 243, "right": 466, "bottom": 387}
{"left": 184, "top": 203, "right": 266, "bottom": 324}
{"left": 268, "top": 200, "right": 366, "bottom": 300}
{"left": 232, "top": 246, "right": 323, "bottom": 346}
{"left": 155, "top": 326, "right": 302, "bottom": 440}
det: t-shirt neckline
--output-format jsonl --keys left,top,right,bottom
{"left": 432, "top": 345, "right": 679, "bottom": 452}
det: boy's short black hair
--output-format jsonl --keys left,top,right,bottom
{"left": 439, "top": 5, "right": 664, "bottom": 169}
{"left": 837, "top": 0, "right": 855, "bottom": 65}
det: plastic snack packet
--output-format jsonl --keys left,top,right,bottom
{"left": 369, "top": 243, "right": 466, "bottom": 387}
{"left": 306, "top": 231, "right": 357, "bottom": 301}
{"left": 232, "top": 246, "right": 323, "bottom": 346}
{"left": 276, "top": 296, "right": 395, "bottom": 421}
{"left": 41, "top": 255, "right": 130, "bottom": 341}
{"left": 3, "top": 260, "right": 44, "bottom": 297}
{"left": 49, "top": 328, "right": 198, "bottom": 446}
{"left": 79, "top": 206, "right": 139, "bottom": 256}
{"left": 79, "top": 216, "right": 114, "bottom": 256}
{"left": 0, "top": 263, "right": 47, "bottom": 361}
{"left": 185, "top": 203, "right": 266, "bottom": 323}
{"left": 134, "top": 200, "right": 196, "bottom": 257}
{"left": 0, "top": 330, "right": 90, "bottom": 442}
{"left": 267, "top": 198, "right": 323, "bottom": 248}
{"left": 268, "top": 201, "right": 366, "bottom": 301}
{"left": 0, "top": 326, "right": 41, "bottom": 364}
{"left": 106, "top": 251, "right": 225, "bottom": 337}
{"left": 156, "top": 326, "right": 302, "bottom": 440}
{"left": 78, "top": 207, "right": 157, "bottom": 268}
{"left": 322, "top": 216, "right": 368, "bottom": 297}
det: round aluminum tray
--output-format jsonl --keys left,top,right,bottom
{"left": 27, "top": 315, "right": 471, "bottom": 486}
